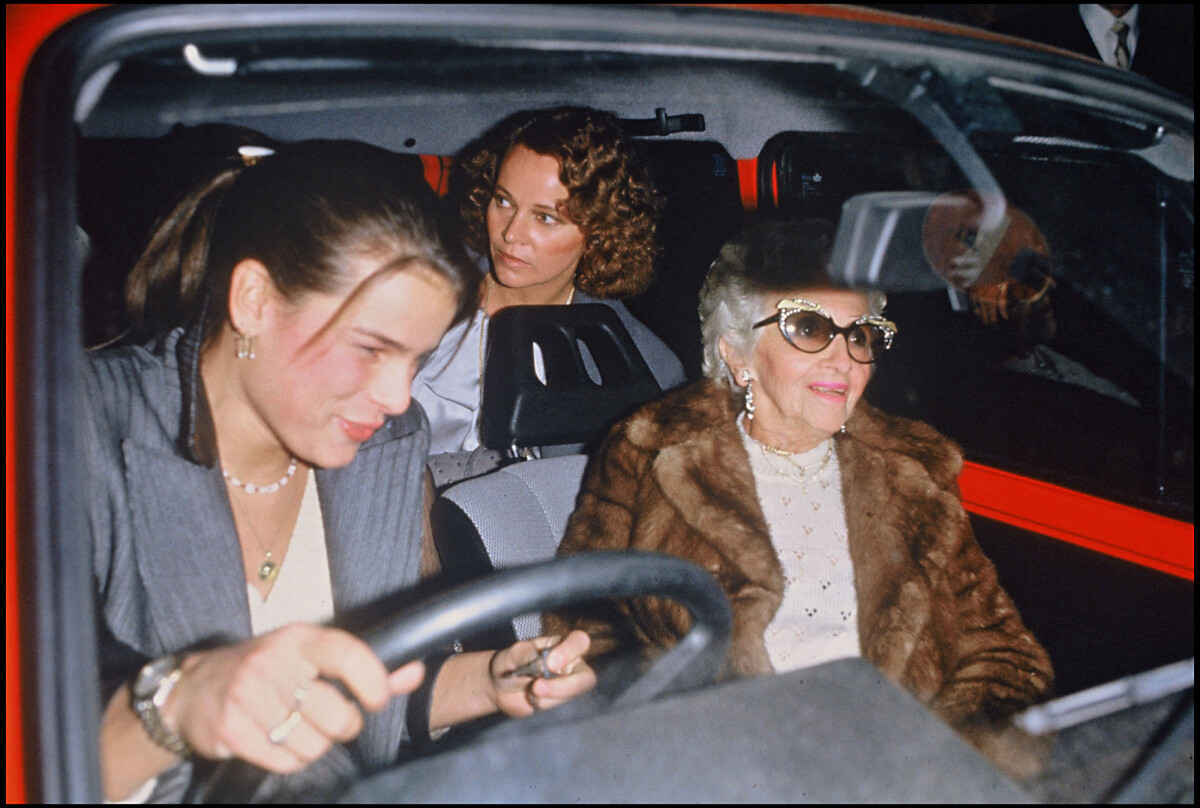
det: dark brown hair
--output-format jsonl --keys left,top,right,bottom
{"left": 454, "top": 106, "right": 662, "bottom": 299}
{"left": 125, "top": 139, "right": 479, "bottom": 344}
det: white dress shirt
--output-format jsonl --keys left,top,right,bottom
{"left": 1079, "top": 4, "right": 1140, "bottom": 67}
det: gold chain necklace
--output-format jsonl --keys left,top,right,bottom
{"left": 751, "top": 436, "right": 834, "bottom": 490}
{"left": 227, "top": 470, "right": 304, "bottom": 584}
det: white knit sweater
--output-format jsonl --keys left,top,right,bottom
{"left": 738, "top": 416, "right": 860, "bottom": 673}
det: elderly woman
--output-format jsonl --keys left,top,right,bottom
{"left": 413, "top": 106, "right": 685, "bottom": 460}
{"left": 546, "top": 219, "right": 1053, "bottom": 770}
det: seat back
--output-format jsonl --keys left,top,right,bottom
{"left": 479, "top": 304, "right": 660, "bottom": 455}
{"left": 430, "top": 454, "right": 589, "bottom": 644}
{"left": 625, "top": 140, "right": 745, "bottom": 379}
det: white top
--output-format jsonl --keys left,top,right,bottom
{"left": 246, "top": 471, "right": 336, "bottom": 633}
{"left": 412, "top": 307, "right": 490, "bottom": 454}
{"left": 738, "top": 415, "right": 860, "bottom": 673}
{"left": 1080, "top": 3, "right": 1139, "bottom": 67}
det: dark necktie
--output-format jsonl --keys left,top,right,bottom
{"left": 1111, "top": 19, "right": 1131, "bottom": 69}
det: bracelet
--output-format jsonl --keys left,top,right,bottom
{"left": 405, "top": 644, "right": 461, "bottom": 747}
{"left": 131, "top": 654, "right": 193, "bottom": 757}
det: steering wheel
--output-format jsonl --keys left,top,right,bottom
{"left": 188, "top": 551, "right": 732, "bottom": 803}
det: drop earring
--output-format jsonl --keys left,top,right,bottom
{"left": 741, "top": 370, "right": 755, "bottom": 421}
{"left": 235, "top": 333, "right": 256, "bottom": 359}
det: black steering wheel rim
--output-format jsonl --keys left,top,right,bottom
{"left": 189, "top": 551, "right": 732, "bottom": 803}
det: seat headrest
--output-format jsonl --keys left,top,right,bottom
{"left": 480, "top": 304, "right": 660, "bottom": 452}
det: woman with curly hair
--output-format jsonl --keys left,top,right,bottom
{"left": 414, "top": 106, "right": 686, "bottom": 461}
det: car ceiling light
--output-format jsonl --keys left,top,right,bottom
{"left": 183, "top": 44, "right": 237, "bottom": 77}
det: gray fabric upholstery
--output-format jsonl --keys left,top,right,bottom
{"left": 426, "top": 447, "right": 505, "bottom": 489}
{"left": 437, "top": 455, "right": 588, "bottom": 639}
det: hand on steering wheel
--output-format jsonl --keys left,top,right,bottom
{"left": 166, "top": 624, "right": 424, "bottom": 774}
{"left": 193, "top": 552, "right": 731, "bottom": 803}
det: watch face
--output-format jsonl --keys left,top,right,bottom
{"left": 134, "top": 656, "right": 177, "bottom": 699}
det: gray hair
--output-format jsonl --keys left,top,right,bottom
{"left": 699, "top": 220, "right": 886, "bottom": 390}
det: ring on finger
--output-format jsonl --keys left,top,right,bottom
{"left": 293, "top": 681, "right": 311, "bottom": 710}
{"left": 268, "top": 709, "right": 303, "bottom": 745}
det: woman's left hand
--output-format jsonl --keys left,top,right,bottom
{"left": 489, "top": 630, "right": 595, "bottom": 718}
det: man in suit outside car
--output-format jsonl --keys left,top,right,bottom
{"left": 996, "top": 4, "right": 1193, "bottom": 102}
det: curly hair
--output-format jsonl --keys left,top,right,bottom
{"left": 454, "top": 106, "right": 662, "bottom": 299}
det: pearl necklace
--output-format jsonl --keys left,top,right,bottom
{"left": 222, "top": 457, "right": 299, "bottom": 495}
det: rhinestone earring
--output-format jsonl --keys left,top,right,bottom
{"left": 741, "top": 370, "right": 755, "bottom": 421}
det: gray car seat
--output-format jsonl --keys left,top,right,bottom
{"left": 430, "top": 304, "right": 665, "bottom": 645}
{"left": 427, "top": 303, "right": 662, "bottom": 489}
{"left": 431, "top": 454, "right": 588, "bottom": 646}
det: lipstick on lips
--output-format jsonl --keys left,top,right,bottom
{"left": 809, "top": 382, "right": 848, "bottom": 401}
{"left": 340, "top": 417, "right": 382, "bottom": 443}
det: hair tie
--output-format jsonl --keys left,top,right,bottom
{"left": 238, "top": 145, "right": 275, "bottom": 167}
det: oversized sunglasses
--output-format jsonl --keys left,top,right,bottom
{"left": 752, "top": 299, "right": 897, "bottom": 364}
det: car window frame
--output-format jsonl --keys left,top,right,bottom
{"left": 9, "top": 4, "right": 1194, "bottom": 802}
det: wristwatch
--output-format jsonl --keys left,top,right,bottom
{"left": 131, "top": 654, "right": 192, "bottom": 757}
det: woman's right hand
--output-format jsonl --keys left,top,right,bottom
{"left": 163, "top": 623, "right": 424, "bottom": 773}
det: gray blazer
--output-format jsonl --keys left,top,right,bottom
{"left": 84, "top": 325, "right": 430, "bottom": 797}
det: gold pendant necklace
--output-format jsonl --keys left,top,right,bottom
{"left": 257, "top": 556, "right": 280, "bottom": 584}
{"left": 227, "top": 467, "right": 304, "bottom": 584}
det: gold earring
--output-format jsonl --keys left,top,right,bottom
{"left": 235, "top": 333, "right": 256, "bottom": 359}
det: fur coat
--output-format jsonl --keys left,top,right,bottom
{"left": 545, "top": 379, "right": 1054, "bottom": 767}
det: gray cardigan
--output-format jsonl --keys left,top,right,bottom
{"left": 84, "top": 325, "right": 430, "bottom": 798}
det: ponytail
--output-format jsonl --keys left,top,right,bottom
{"left": 124, "top": 164, "right": 241, "bottom": 343}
